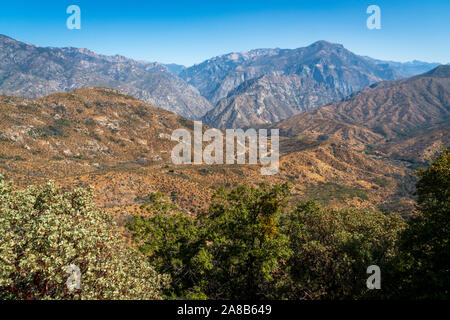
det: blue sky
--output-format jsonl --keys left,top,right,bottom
{"left": 0, "top": 0, "right": 448, "bottom": 66}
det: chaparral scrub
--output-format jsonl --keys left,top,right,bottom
{"left": 0, "top": 176, "right": 168, "bottom": 300}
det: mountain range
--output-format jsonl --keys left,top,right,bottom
{"left": 0, "top": 34, "right": 212, "bottom": 119}
{"left": 0, "top": 35, "right": 442, "bottom": 129}
{"left": 180, "top": 41, "right": 441, "bottom": 128}
{"left": 0, "top": 34, "right": 448, "bottom": 214}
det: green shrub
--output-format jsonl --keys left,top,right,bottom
{"left": 128, "top": 197, "right": 203, "bottom": 299}
{"left": 0, "top": 177, "right": 168, "bottom": 300}
{"left": 128, "top": 184, "right": 293, "bottom": 300}
{"left": 283, "top": 201, "right": 406, "bottom": 299}
{"left": 128, "top": 184, "right": 407, "bottom": 300}
{"left": 396, "top": 147, "right": 450, "bottom": 299}
{"left": 201, "top": 184, "right": 293, "bottom": 300}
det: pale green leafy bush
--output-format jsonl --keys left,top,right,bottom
{"left": 0, "top": 176, "right": 168, "bottom": 300}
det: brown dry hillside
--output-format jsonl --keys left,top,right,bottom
{"left": 0, "top": 87, "right": 415, "bottom": 216}
{"left": 276, "top": 65, "right": 450, "bottom": 150}
{"left": 0, "top": 87, "right": 194, "bottom": 176}
{"left": 49, "top": 141, "right": 413, "bottom": 216}
{"left": 380, "top": 123, "right": 450, "bottom": 163}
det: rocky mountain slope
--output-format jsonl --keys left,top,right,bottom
{"left": 164, "top": 64, "right": 186, "bottom": 76}
{"left": 379, "top": 123, "right": 450, "bottom": 163}
{"left": 202, "top": 74, "right": 345, "bottom": 128}
{"left": 276, "top": 65, "right": 450, "bottom": 158}
{"left": 180, "top": 48, "right": 280, "bottom": 104}
{"left": 0, "top": 35, "right": 212, "bottom": 119}
{"left": 182, "top": 41, "right": 401, "bottom": 128}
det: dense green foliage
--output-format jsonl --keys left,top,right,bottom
{"left": 128, "top": 185, "right": 406, "bottom": 300}
{"left": 128, "top": 185, "right": 292, "bottom": 299}
{"left": 395, "top": 148, "right": 450, "bottom": 299}
{"left": 283, "top": 201, "right": 405, "bottom": 299}
{"left": 0, "top": 178, "right": 168, "bottom": 300}
{"left": 127, "top": 193, "right": 205, "bottom": 299}
{"left": 199, "top": 184, "right": 292, "bottom": 299}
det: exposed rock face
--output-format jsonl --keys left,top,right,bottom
{"left": 0, "top": 35, "right": 212, "bottom": 119}
{"left": 182, "top": 41, "right": 402, "bottom": 128}
{"left": 164, "top": 64, "right": 186, "bottom": 76}
{"left": 180, "top": 48, "right": 280, "bottom": 104}
{"left": 202, "top": 74, "right": 345, "bottom": 128}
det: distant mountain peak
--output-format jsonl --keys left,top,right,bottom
{"left": 0, "top": 34, "right": 14, "bottom": 41}
{"left": 309, "top": 40, "right": 343, "bottom": 49}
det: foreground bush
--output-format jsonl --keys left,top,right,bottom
{"left": 395, "top": 148, "right": 450, "bottom": 299}
{"left": 128, "top": 184, "right": 406, "bottom": 300}
{"left": 128, "top": 185, "right": 292, "bottom": 300}
{"left": 283, "top": 201, "right": 406, "bottom": 299}
{"left": 200, "top": 184, "right": 292, "bottom": 300}
{"left": 127, "top": 193, "right": 204, "bottom": 299}
{"left": 0, "top": 177, "right": 168, "bottom": 300}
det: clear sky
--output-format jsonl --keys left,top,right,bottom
{"left": 0, "top": 0, "right": 448, "bottom": 66}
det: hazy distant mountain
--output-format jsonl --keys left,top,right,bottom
{"left": 188, "top": 41, "right": 401, "bottom": 128}
{"left": 0, "top": 35, "right": 212, "bottom": 119}
{"left": 364, "top": 56, "right": 441, "bottom": 77}
{"left": 164, "top": 63, "right": 186, "bottom": 76}
{"left": 380, "top": 122, "right": 450, "bottom": 163}
{"left": 276, "top": 65, "right": 450, "bottom": 151}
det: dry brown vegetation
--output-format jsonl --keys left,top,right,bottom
{"left": 0, "top": 87, "right": 421, "bottom": 218}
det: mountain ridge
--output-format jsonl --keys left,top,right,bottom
{"left": 363, "top": 56, "right": 442, "bottom": 77}
{"left": 181, "top": 40, "right": 401, "bottom": 104}
{"left": 183, "top": 40, "right": 404, "bottom": 128}
{"left": 0, "top": 34, "right": 212, "bottom": 119}
{"left": 275, "top": 65, "right": 450, "bottom": 159}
